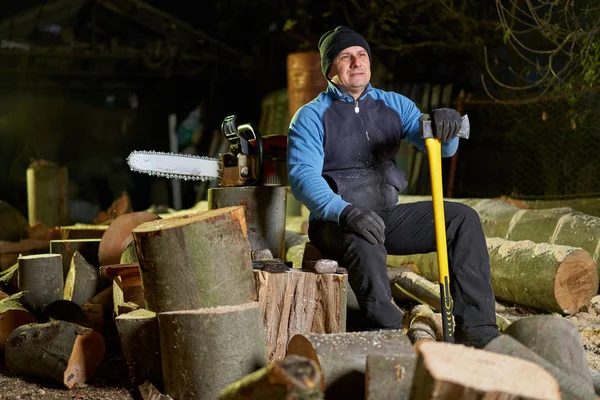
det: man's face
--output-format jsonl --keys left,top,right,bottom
{"left": 329, "top": 46, "right": 371, "bottom": 96}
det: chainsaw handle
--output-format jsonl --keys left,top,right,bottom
{"left": 238, "top": 124, "right": 263, "bottom": 185}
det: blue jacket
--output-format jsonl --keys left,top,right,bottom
{"left": 288, "top": 81, "right": 459, "bottom": 223}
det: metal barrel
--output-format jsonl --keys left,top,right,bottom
{"left": 207, "top": 186, "right": 287, "bottom": 259}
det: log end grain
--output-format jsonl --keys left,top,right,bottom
{"left": 0, "top": 310, "right": 37, "bottom": 352}
{"left": 64, "top": 327, "right": 106, "bottom": 388}
{"left": 554, "top": 249, "right": 599, "bottom": 313}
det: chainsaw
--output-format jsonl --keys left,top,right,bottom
{"left": 127, "top": 115, "right": 288, "bottom": 187}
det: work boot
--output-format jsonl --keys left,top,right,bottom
{"left": 454, "top": 327, "right": 500, "bottom": 349}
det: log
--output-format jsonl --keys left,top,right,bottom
{"left": 405, "top": 304, "right": 442, "bottom": 345}
{"left": 158, "top": 302, "right": 268, "bottom": 400}
{"left": 100, "top": 263, "right": 140, "bottom": 278}
{"left": 0, "top": 293, "right": 37, "bottom": 351}
{"left": 5, "top": 320, "right": 106, "bottom": 388}
{"left": 0, "top": 238, "right": 51, "bottom": 270}
{"left": 60, "top": 224, "right": 108, "bottom": 240}
{"left": 98, "top": 211, "right": 159, "bottom": 267}
{"left": 388, "top": 238, "right": 599, "bottom": 314}
{"left": 120, "top": 241, "right": 138, "bottom": 264}
{"left": 133, "top": 206, "right": 256, "bottom": 312}
{"left": 0, "top": 262, "right": 19, "bottom": 292}
{"left": 63, "top": 251, "right": 99, "bottom": 305}
{"left": 485, "top": 335, "right": 597, "bottom": 400}
{"left": 411, "top": 341, "right": 560, "bottom": 400}
{"left": 287, "top": 330, "right": 413, "bottom": 398}
{"left": 88, "top": 286, "right": 113, "bottom": 315}
{"left": 43, "top": 299, "right": 87, "bottom": 326}
{"left": 81, "top": 303, "right": 103, "bottom": 333}
{"left": 113, "top": 276, "right": 145, "bottom": 317}
{"left": 50, "top": 239, "right": 101, "bottom": 278}
{"left": 18, "top": 254, "right": 63, "bottom": 309}
{"left": 26, "top": 163, "right": 69, "bottom": 227}
{"left": 366, "top": 353, "right": 417, "bottom": 400}
{"left": 218, "top": 355, "right": 323, "bottom": 400}
{"left": 254, "top": 269, "right": 347, "bottom": 362}
{"left": 115, "top": 309, "right": 162, "bottom": 390}
{"left": 139, "top": 381, "right": 174, "bottom": 400}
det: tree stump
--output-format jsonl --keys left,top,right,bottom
{"left": 18, "top": 254, "right": 63, "bottom": 309}
{"left": 218, "top": 355, "right": 323, "bottom": 400}
{"left": 158, "top": 302, "right": 268, "bottom": 400}
{"left": 115, "top": 309, "right": 162, "bottom": 390}
{"left": 50, "top": 239, "right": 101, "bottom": 279}
{"left": 366, "top": 353, "right": 417, "bottom": 400}
{"left": 287, "top": 330, "right": 413, "bottom": 398}
{"left": 0, "top": 293, "right": 37, "bottom": 351}
{"left": 5, "top": 320, "right": 106, "bottom": 388}
{"left": 412, "top": 341, "right": 560, "bottom": 400}
{"left": 388, "top": 238, "right": 598, "bottom": 314}
{"left": 63, "top": 251, "right": 99, "bottom": 305}
{"left": 254, "top": 269, "right": 347, "bottom": 362}
{"left": 133, "top": 206, "right": 256, "bottom": 312}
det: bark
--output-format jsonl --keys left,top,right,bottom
{"left": 254, "top": 269, "right": 347, "bottom": 362}
{"left": 133, "top": 206, "right": 256, "bottom": 312}
{"left": 158, "top": 302, "right": 268, "bottom": 400}
{"left": 218, "top": 355, "right": 323, "bottom": 400}
{"left": 63, "top": 251, "right": 99, "bottom": 305}
{"left": 388, "top": 238, "right": 598, "bottom": 314}
{"left": 412, "top": 341, "right": 560, "bottom": 400}
{"left": 0, "top": 293, "right": 37, "bottom": 351}
{"left": 60, "top": 224, "right": 108, "bottom": 240}
{"left": 485, "top": 335, "right": 597, "bottom": 400}
{"left": 366, "top": 353, "right": 417, "bottom": 400}
{"left": 18, "top": 254, "right": 63, "bottom": 309}
{"left": 50, "top": 239, "right": 101, "bottom": 279}
{"left": 97, "top": 211, "right": 159, "bottom": 267}
{"left": 287, "top": 330, "right": 413, "bottom": 398}
{"left": 5, "top": 320, "right": 106, "bottom": 388}
{"left": 115, "top": 309, "right": 162, "bottom": 390}
{"left": 26, "top": 164, "right": 69, "bottom": 227}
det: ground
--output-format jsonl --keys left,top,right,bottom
{"left": 0, "top": 303, "right": 598, "bottom": 399}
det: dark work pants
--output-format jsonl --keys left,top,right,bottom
{"left": 308, "top": 201, "right": 498, "bottom": 337}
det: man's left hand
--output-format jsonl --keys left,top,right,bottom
{"left": 432, "top": 108, "right": 462, "bottom": 142}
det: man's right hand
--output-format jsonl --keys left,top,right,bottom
{"left": 339, "top": 205, "right": 386, "bottom": 245}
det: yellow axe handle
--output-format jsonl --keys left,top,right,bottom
{"left": 425, "top": 137, "right": 454, "bottom": 343}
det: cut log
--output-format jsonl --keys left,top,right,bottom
{"left": 388, "top": 238, "right": 598, "bottom": 314}
{"left": 158, "top": 302, "right": 268, "bottom": 400}
{"left": 412, "top": 341, "right": 560, "bottom": 400}
{"left": 485, "top": 335, "right": 597, "bottom": 400}
{"left": 50, "top": 239, "right": 101, "bottom": 278}
{"left": 406, "top": 304, "right": 442, "bottom": 345}
{"left": 43, "top": 299, "right": 87, "bottom": 326}
{"left": 81, "top": 303, "right": 103, "bottom": 333}
{"left": 5, "top": 320, "right": 106, "bottom": 388}
{"left": 63, "top": 251, "right": 99, "bottom": 305}
{"left": 139, "top": 381, "right": 174, "bottom": 400}
{"left": 133, "top": 206, "right": 256, "bottom": 312}
{"left": 26, "top": 163, "right": 69, "bottom": 227}
{"left": 392, "top": 270, "right": 441, "bottom": 311}
{"left": 115, "top": 309, "right": 162, "bottom": 390}
{"left": 88, "top": 286, "right": 113, "bottom": 316}
{"left": 504, "top": 316, "right": 594, "bottom": 388}
{"left": 100, "top": 263, "right": 140, "bottom": 278}
{"left": 287, "top": 330, "right": 413, "bottom": 398}
{"left": 113, "top": 276, "right": 145, "bottom": 317}
{"left": 98, "top": 211, "right": 159, "bottom": 267}
{"left": 366, "top": 353, "right": 417, "bottom": 400}
{"left": 0, "top": 292, "right": 37, "bottom": 351}
{"left": 120, "top": 241, "right": 138, "bottom": 264}
{"left": 18, "top": 254, "right": 63, "bottom": 309}
{"left": 218, "top": 354, "right": 323, "bottom": 400}
{"left": 254, "top": 269, "right": 347, "bottom": 362}
{"left": 60, "top": 224, "right": 108, "bottom": 240}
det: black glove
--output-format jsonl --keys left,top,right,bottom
{"left": 339, "top": 205, "right": 386, "bottom": 245}
{"left": 432, "top": 108, "right": 462, "bottom": 142}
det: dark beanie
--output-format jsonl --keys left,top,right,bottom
{"left": 318, "top": 26, "right": 371, "bottom": 79}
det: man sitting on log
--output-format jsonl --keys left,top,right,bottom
{"left": 287, "top": 26, "right": 499, "bottom": 348}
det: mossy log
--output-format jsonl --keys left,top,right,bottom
{"left": 63, "top": 251, "right": 99, "bottom": 305}
{"left": 5, "top": 320, "right": 106, "bottom": 388}
{"left": 60, "top": 224, "right": 108, "bottom": 240}
{"left": 133, "top": 206, "right": 256, "bottom": 313}
{"left": 18, "top": 254, "right": 63, "bottom": 309}
{"left": 158, "top": 302, "right": 268, "bottom": 400}
{"left": 218, "top": 355, "right": 323, "bottom": 400}
{"left": 366, "top": 353, "right": 417, "bottom": 400}
{"left": 485, "top": 335, "right": 596, "bottom": 400}
{"left": 0, "top": 292, "right": 37, "bottom": 351}
{"left": 98, "top": 211, "right": 159, "bottom": 267}
{"left": 254, "top": 269, "right": 347, "bottom": 362}
{"left": 412, "top": 341, "right": 560, "bottom": 400}
{"left": 115, "top": 309, "right": 162, "bottom": 390}
{"left": 388, "top": 238, "right": 598, "bottom": 314}
{"left": 50, "top": 239, "right": 101, "bottom": 278}
{"left": 287, "top": 330, "right": 413, "bottom": 398}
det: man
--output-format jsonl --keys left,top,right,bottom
{"left": 287, "top": 26, "right": 499, "bottom": 348}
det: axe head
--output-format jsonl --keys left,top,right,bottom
{"left": 420, "top": 114, "right": 470, "bottom": 140}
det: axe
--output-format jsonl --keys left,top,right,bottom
{"left": 419, "top": 113, "right": 470, "bottom": 343}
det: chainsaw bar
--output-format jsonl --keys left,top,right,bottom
{"left": 127, "top": 150, "right": 220, "bottom": 181}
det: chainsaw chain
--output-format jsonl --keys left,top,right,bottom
{"left": 126, "top": 150, "right": 221, "bottom": 181}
